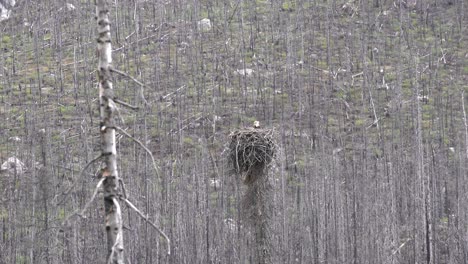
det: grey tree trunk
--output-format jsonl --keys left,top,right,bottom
{"left": 95, "top": 0, "right": 124, "bottom": 263}
{"left": 243, "top": 165, "right": 273, "bottom": 264}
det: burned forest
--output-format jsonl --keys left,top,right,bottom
{"left": 0, "top": 0, "right": 467, "bottom": 263}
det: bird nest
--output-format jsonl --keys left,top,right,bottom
{"left": 228, "top": 128, "right": 277, "bottom": 183}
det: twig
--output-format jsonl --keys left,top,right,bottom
{"left": 110, "top": 67, "right": 149, "bottom": 106}
{"left": 84, "top": 155, "right": 104, "bottom": 173}
{"left": 228, "top": 0, "right": 241, "bottom": 25}
{"left": 352, "top": 72, "right": 364, "bottom": 79}
{"left": 122, "top": 198, "right": 171, "bottom": 255}
{"left": 58, "top": 155, "right": 103, "bottom": 205}
{"left": 62, "top": 178, "right": 105, "bottom": 225}
{"left": 392, "top": 238, "right": 411, "bottom": 255}
{"left": 113, "top": 33, "right": 169, "bottom": 53}
{"left": 114, "top": 98, "right": 139, "bottom": 110}
{"left": 366, "top": 117, "right": 381, "bottom": 129}
{"left": 110, "top": 67, "right": 144, "bottom": 86}
{"left": 114, "top": 126, "right": 160, "bottom": 178}
{"left": 79, "top": 178, "right": 105, "bottom": 217}
{"left": 119, "top": 178, "right": 129, "bottom": 200}
{"left": 112, "top": 99, "right": 126, "bottom": 126}
{"left": 125, "top": 31, "right": 136, "bottom": 41}
{"left": 161, "top": 85, "right": 186, "bottom": 100}
{"left": 367, "top": 85, "right": 379, "bottom": 130}
{"left": 170, "top": 116, "right": 204, "bottom": 135}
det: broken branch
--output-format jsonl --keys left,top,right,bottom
{"left": 114, "top": 98, "right": 139, "bottom": 110}
{"left": 122, "top": 198, "right": 171, "bottom": 255}
{"left": 115, "top": 126, "right": 160, "bottom": 178}
{"left": 58, "top": 154, "right": 104, "bottom": 205}
{"left": 110, "top": 67, "right": 149, "bottom": 106}
{"left": 62, "top": 177, "right": 105, "bottom": 225}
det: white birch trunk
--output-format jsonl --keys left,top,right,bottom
{"left": 95, "top": 0, "right": 124, "bottom": 263}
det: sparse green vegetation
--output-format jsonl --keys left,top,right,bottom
{"left": 0, "top": 0, "right": 466, "bottom": 263}
{"left": 2, "top": 35, "right": 11, "bottom": 45}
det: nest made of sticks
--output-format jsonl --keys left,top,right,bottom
{"left": 228, "top": 128, "right": 277, "bottom": 184}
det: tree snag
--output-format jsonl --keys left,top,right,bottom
{"left": 228, "top": 125, "right": 277, "bottom": 264}
{"left": 95, "top": 0, "right": 124, "bottom": 263}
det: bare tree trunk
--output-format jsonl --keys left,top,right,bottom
{"left": 243, "top": 165, "right": 273, "bottom": 264}
{"left": 412, "top": 53, "right": 433, "bottom": 264}
{"left": 462, "top": 91, "right": 468, "bottom": 161}
{"left": 95, "top": 0, "right": 124, "bottom": 263}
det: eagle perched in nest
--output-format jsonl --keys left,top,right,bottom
{"left": 228, "top": 120, "right": 276, "bottom": 181}
{"left": 253, "top": 120, "right": 260, "bottom": 128}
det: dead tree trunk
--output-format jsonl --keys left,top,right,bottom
{"left": 243, "top": 164, "right": 273, "bottom": 264}
{"left": 229, "top": 127, "right": 277, "bottom": 264}
{"left": 95, "top": 0, "right": 124, "bottom": 263}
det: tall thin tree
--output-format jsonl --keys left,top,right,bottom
{"left": 95, "top": 0, "right": 124, "bottom": 263}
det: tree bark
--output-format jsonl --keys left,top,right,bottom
{"left": 95, "top": 0, "right": 124, "bottom": 263}
{"left": 243, "top": 165, "right": 273, "bottom": 264}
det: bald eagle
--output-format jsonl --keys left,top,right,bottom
{"left": 253, "top": 121, "right": 260, "bottom": 128}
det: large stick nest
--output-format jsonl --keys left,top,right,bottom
{"left": 228, "top": 128, "right": 277, "bottom": 183}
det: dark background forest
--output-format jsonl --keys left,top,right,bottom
{"left": 0, "top": 0, "right": 467, "bottom": 263}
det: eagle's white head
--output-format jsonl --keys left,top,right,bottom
{"left": 253, "top": 121, "right": 260, "bottom": 128}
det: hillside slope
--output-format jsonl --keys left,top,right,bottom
{"left": 0, "top": 0, "right": 467, "bottom": 263}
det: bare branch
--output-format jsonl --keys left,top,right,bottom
{"left": 122, "top": 198, "right": 171, "bottom": 255}
{"left": 110, "top": 67, "right": 144, "bottom": 87}
{"left": 62, "top": 178, "right": 105, "bottom": 225}
{"left": 392, "top": 238, "right": 411, "bottom": 255}
{"left": 366, "top": 117, "right": 381, "bottom": 129}
{"left": 118, "top": 178, "right": 129, "bottom": 200}
{"left": 113, "top": 33, "right": 169, "bottom": 53}
{"left": 114, "top": 126, "right": 160, "bottom": 178}
{"left": 169, "top": 114, "right": 204, "bottom": 135}
{"left": 367, "top": 83, "right": 380, "bottom": 130}
{"left": 81, "top": 155, "right": 103, "bottom": 177}
{"left": 110, "top": 67, "right": 149, "bottom": 106}
{"left": 114, "top": 98, "right": 139, "bottom": 110}
{"left": 113, "top": 101, "right": 126, "bottom": 126}
{"left": 161, "top": 85, "right": 186, "bottom": 101}
{"left": 79, "top": 178, "right": 105, "bottom": 217}
{"left": 124, "top": 31, "right": 135, "bottom": 41}
{"left": 58, "top": 155, "right": 103, "bottom": 205}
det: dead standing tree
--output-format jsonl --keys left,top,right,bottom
{"left": 93, "top": 1, "right": 170, "bottom": 262}
{"left": 95, "top": 0, "right": 124, "bottom": 262}
{"left": 228, "top": 124, "right": 277, "bottom": 264}
{"left": 62, "top": 1, "right": 169, "bottom": 261}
